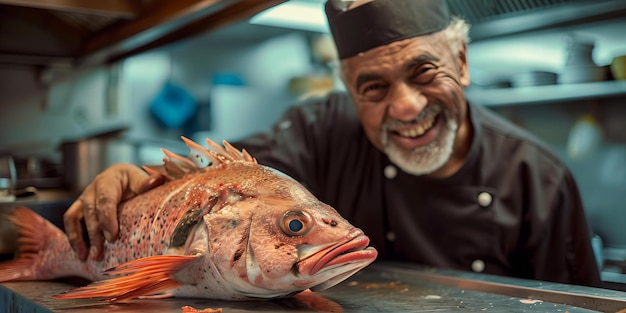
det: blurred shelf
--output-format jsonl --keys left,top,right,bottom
{"left": 0, "top": 0, "right": 286, "bottom": 67}
{"left": 466, "top": 80, "right": 626, "bottom": 107}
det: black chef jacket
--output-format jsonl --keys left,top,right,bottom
{"left": 236, "top": 92, "right": 602, "bottom": 288}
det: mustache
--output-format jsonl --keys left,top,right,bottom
{"left": 383, "top": 104, "right": 443, "bottom": 129}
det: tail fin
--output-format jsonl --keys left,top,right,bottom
{"left": 0, "top": 206, "right": 61, "bottom": 282}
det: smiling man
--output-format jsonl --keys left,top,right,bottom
{"left": 63, "top": 0, "right": 602, "bottom": 288}
{"left": 339, "top": 21, "right": 472, "bottom": 178}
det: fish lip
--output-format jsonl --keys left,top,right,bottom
{"left": 299, "top": 234, "right": 377, "bottom": 277}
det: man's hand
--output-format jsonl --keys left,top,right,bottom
{"left": 63, "top": 163, "right": 165, "bottom": 261}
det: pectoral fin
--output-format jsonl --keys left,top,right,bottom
{"left": 52, "top": 255, "right": 200, "bottom": 302}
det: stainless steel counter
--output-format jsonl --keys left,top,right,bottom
{"left": 3, "top": 261, "right": 626, "bottom": 313}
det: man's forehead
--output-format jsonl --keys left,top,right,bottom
{"left": 342, "top": 34, "right": 445, "bottom": 67}
{"left": 341, "top": 35, "right": 448, "bottom": 82}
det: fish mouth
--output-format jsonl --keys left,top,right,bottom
{"left": 309, "top": 235, "right": 377, "bottom": 276}
{"left": 296, "top": 234, "right": 377, "bottom": 290}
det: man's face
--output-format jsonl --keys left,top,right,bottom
{"left": 341, "top": 32, "right": 470, "bottom": 176}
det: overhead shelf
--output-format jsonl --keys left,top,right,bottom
{"left": 457, "top": 0, "right": 626, "bottom": 41}
{"left": 0, "top": 0, "right": 286, "bottom": 67}
{"left": 1, "top": 0, "right": 625, "bottom": 68}
{"left": 465, "top": 80, "right": 626, "bottom": 107}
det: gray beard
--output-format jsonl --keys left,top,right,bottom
{"left": 382, "top": 106, "right": 458, "bottom": 176}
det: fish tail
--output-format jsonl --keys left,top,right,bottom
{"left": 0, "top": 206, "right": 64, "bottom": 282}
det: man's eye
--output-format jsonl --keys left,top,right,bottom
{"left": 413, "top": 65, "right": 439, "bottom": 84}
{"left": 363, "top": 83, "right": 383, "bottom": 93}
{"left": 361, "top": 83, "right": 387, "bottom": 99}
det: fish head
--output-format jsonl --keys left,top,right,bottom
{"left": 157, "top": 138, "right": 377, "bottom": 299}
{"left": 202, "top": 163, "right": 378, "bottom": 299}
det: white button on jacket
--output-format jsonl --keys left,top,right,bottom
{"left": 477, "top": 191, "right": 492, "bottom": 207}
{"left": 471, "top": 259, "right": 485, "bottom": 272}
{"left": 384, "top": 165, "right": 397, "bottom": 179}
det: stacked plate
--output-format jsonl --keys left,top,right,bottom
{"left": 510, "top": 71, "right": 557, "bottom": 87}
{"left": 558, "top": 65, "right": 608, "bottom": 84}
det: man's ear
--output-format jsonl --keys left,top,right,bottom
{"left": 457, "top": 41, "right": 470, "bottom": 87}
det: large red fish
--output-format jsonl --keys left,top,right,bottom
{"left": 0, "top": 137, "right": 377, "bottom": 302}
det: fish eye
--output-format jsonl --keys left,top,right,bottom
{"left": 280, "top": 211, "right": 312, "bottom": 237}
{"left": 289, "top": 219, "right": 303, "bottom": 232}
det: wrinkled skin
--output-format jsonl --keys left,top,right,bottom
{"left": 64, "top": 164, "right": 165, "bottom": 260}
{"left": 340, "top": 30, "right": 473, "bottom": 178}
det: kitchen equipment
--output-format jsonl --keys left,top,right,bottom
{"left": 566, "top": 114, "right": 603, "bottom": 160}
{"left": 0, "top": 156, "right": 16, "bottom": 202}
{"left": 288, "top": 75, "right": 334, "bottom": 98}
{"left": 560, "top": 65, "right": 608, "bottom": 84}
{"left": 149, "top": 81, "right": 197, "bottom": 129}
{"left": 510, "top": 70, "right": 557, "bottom": 87}
{"left": 60, "top": 124, "right": 128, "bottom": 194}
{"left": 563, "top": 34, "right": 595, "bottom": 67}
{"left": 558, "top": 34, "right": 607, "bottom": 84}
{"left": 12, "top": 156, "right": 63, "bottom": 189}
{"left": 611, "top": 54, "right": 626, "bottom": 80}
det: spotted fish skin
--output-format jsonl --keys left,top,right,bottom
{"left": 0, "top": 137, "right": 377, "bottom": 301}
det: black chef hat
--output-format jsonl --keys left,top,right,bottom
{"left": 325, "top": 0, "right": 451, "bottom": 59}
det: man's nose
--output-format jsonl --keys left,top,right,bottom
{"left": 387, "top": 84, "right": 428, "bottom": 121}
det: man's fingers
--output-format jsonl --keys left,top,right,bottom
{"left": 94, "top": 170, "right": 134, "bottom": 242}
{"left": 136, "top": 174, "right": 166, "bottom": 194}
{"left": 62, "top": 163, "right": 157, "bottom": 261}
{"left": 85, "top": 211, "right": 104, "bottom": 260}
{"left": 122, "top": 164, "right": 161, "bottom": 197}
{"left": 96, "top": 194, "right": 118, "bottom": 243}
{"left": 94, "top": 173, "right": 125, "bottom": 243}
{"left": 63, "top": 199, "right": 88, "bottom": 261}
{"left": 83, "top": 190, "right": 105, "bottom": 261}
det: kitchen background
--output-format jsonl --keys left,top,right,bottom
{"left": 1, "top": 0, "right": 626, "bottom": 288}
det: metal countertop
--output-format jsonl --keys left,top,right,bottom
{"left": 3, "top": 261, "right": 626, "bottom": 313}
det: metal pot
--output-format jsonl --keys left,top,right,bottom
{"left": 0, "top": 155, "right": 16, "bottom": 201}
{"left": 60, "top": 125, "right": 128, "bottom": 194}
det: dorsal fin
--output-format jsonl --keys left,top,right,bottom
{"left": 143, "top": 137, "right": 257, "bottom": 180}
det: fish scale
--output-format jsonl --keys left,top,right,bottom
{"left": 0, "top": 137, "right": 378, "bottom": 302}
